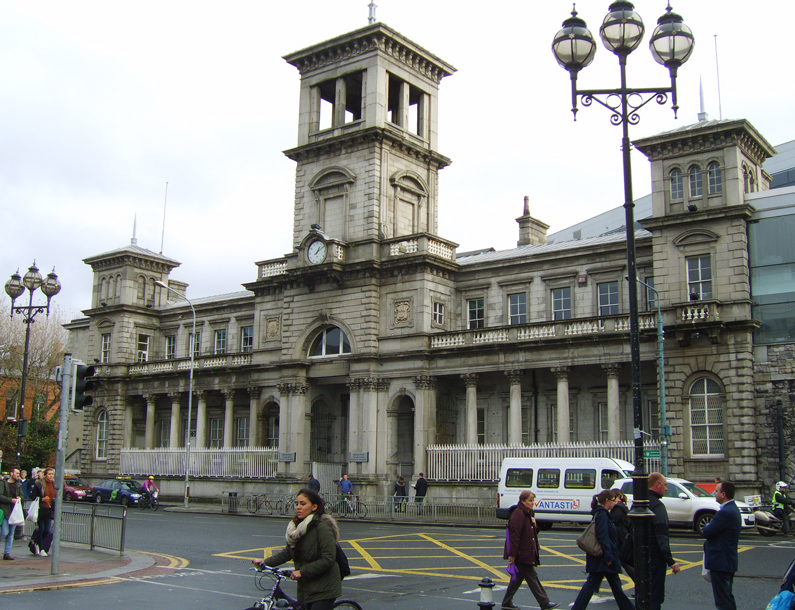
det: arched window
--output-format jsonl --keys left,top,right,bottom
{"left": 670, "top": 168, "right": 683, "bottom": 200}
{"left": 96, "top": 410, "right": 108, "bottom": 459}
{"left": 99, "top": 277, "right": 107, "bottom": 302}
{"left": 689, "top": 377, "right": 723, "bottom": 456}
{"left": 707, "top": 162, "right": 722, "bottom": 194}
{"left": 308, "top": 326, "right": 351, "bottom": 357}
{"left": 115, "top": 274, "right": 122, "bottom": 300}
{"left": 689, "top": 165, "right": 703, "bottom": 198}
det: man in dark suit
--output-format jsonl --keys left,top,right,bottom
{"left": 701, "top": 480, "right": 742, "bottom": 610}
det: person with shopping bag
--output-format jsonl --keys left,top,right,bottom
{"left": 570, "top": 490, "right": 635, "bottom": 610}
{"left": 29, "top": 467, "right": 56, "bottom": 557}
{"left": 0, "top": 468, "right": 23, "bottom": 560}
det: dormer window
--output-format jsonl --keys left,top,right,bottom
{"left": 309, "top": 326, "right": 352, "bottom": 357}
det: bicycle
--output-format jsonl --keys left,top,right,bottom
{"left": 138, "top": 491, "right": 159, "bottom": 511}
{"left": 333, "top": 495, "right": 367, "bottom": 519}
{"left": 247, "top": 493, "right": 275, "bottom": 515}
{"left": 275, "top": 493, "right": 296, "bottom": 516}
{"left": 248, "top": 565, "right": 362, "bottom": 610}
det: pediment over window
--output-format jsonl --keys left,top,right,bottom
{"left": 308, "top": 166, "right": 356, "bottom": 191}
{"left": 390, "top": 170, "right": 429, "bottom": 197}
{"left": 673, "top": 229, "right": 720, "bottom": 247}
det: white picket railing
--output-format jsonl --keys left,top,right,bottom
{"left": 119, "top": 447, "right": 279, "bottom": 479}
{"left": 426, "top": 440, "right": 662, "bottom": 481}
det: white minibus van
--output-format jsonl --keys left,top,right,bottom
{"left": 496, "top": 457, "right": 635, "bottom": 526}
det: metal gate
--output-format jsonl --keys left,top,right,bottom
{"left": 313, "top": 462, "right": 342, "bottom": 498}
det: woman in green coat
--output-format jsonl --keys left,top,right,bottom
{"left": 254, "top": 488, "right": 342, "bottom": 609}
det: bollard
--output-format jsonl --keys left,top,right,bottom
{"left": 478, "top": 576, "right": 495, "bottom": 609}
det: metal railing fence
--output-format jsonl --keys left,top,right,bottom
{"left": 120, "top": 447, "right": 278, "bottom": 478}
{"left": 426, "top": 440, "right": 662, "bottom": 481}
{"left": 22, "top": 501, "right": 127, "bottom": 554}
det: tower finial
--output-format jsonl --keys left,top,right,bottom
{"left": 368, "top": 0, "right": 377, "bottom": 24}
{"left": 523, "top": 195, "right": 530, "bottom": 215}
{"left": 132, "top": 213, "right": 138, "bottom": 246}
{"left": 697, "top": 75, "right": 708, "bottom": 122}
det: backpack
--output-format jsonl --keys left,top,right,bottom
{"left": 765, "top": 590, "right": 795, "bottom": 610}
{"left": 336, "top": 543, "right": 351, "bottom": 579}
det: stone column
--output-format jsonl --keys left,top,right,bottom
{"left": 346, "top": 379, "right": 362, "bottom": 472}
{"left": 414, "top": 375, "right": 436, "bottom": 475}
{"left": 291, "top": 383, "right": 309, "bottom": 476}
{"left": 375, "top": 379, "right": 391, "bottom": 476}
{"left": 124, "top": 401, "right": 134, "bottom": 448}
{"left": 276, "top": 383, "right": 291, "bottom": 476}
{"left": 552, "top": 367, "right": 570, "bottom": 443}
{"left": 461, "top": 373, "right": 479, "bottom": 445}
{"left": 144, "top": 394, "right": 156, "bottom": 450}
{"left": 223, "top": 389, "right": 235, "bottom": 448}
{"left": 248, "top": 387, "right": 262, "bottom": 447}
{"left": 334, "top": 77, "right": 347, "bottom": 128}
{"left": 603, "top": 364, "right": 621, "bottom": 442}
{"left": 386, "top": 403, "right": 399, "bottom": 478}
{"left": 505, "top": 370, "right": 523, "bottom": 446}
{"left": 169, "top": 391, "right": 181, "bottom": 448}
{"left": 195, "top": 391, "right": 207, "bottom": 449}
{"left": 361, "top": 378, "right": 379, "bottom": 476}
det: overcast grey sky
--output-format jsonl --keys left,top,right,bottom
{"left": 2, "top": 1, "right": 792, "bottom": 320}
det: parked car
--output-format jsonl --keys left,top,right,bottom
{"left": 63, "top": 476, "right": 93, "bottom": 502}
{"left": 92, "top": 478, "right": 142, "bottom": 506}
{"left": 611, "top": 477, "right": 756, "bottom": 534}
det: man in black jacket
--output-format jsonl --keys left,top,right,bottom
{"left": 413, "top": 473, "right": 428, "bottom": 515}
{"left": 648, "top": 472, "right": 681, "bottom": 610}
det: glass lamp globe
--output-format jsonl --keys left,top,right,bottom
{"left": 552, "top": 8, "right": 597, "bottom": 73}
{"left": 650, "top": 5, "right": 695, "bottom": 68}
{"left": 600, "top": 1, "right": 645, "bottom": 55}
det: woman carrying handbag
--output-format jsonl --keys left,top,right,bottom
{"left": 570, "top": 490, "right": 634, "bottom": 610}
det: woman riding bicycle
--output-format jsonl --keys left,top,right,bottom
{"left": 253, "top": 488, "right": 342, "bottom": 610}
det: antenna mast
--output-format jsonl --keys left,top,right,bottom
{"left": 160, "top": 181, "right": 168, "bottom": 254}
{"left": 714, "top": 35, "right": 723, "bottom": 120}
{"left": 368, "top": 1, "right": 377, "bottom": 24}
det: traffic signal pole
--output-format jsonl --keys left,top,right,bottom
{"left": 51, "top": 352, "right": 73, "bottom": 575}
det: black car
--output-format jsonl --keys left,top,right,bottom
{"left": 92, "top": 479, "right": 143, "bottom": 506}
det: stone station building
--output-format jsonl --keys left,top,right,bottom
{"left": 65, "top": 21, "right": 788, "bottom": 500}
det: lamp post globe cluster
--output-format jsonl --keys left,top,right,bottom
{"left": 552, "top": 3, "right": 694, "bottom": 609}
{"left": 5, "top": 262, "right": 62, "bottom": 468}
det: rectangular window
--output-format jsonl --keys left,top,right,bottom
{"left": 183, "top": 418, "right": 196, "bottom": 445}
{"left": 189, "top": 332, "right": 201, "bottom": 358}
{"left": 537, "top": 468, "right": 560, "bottom": 489}
{"left": 165, "top": 335, "right": 176, "bottom": 360}
{"left": 597, "top": 402, "right": 609, "bottom": 441}
{"left": 598, "top": 282, "right": 619, "bottom": 316}
{"left": 241, "top": 326, "right": 253, "bottom": 353}
{"left": 209, "top": 418, "right": 223, "bottom": 449}
{"left": 670, "top": 169, "right": 683, "bottom": 200}
{"left": 552, "top": 287, "right": 572, "bottom": 320}
{"left": 690, "top": 166, "right": 703, "bottom": 197}
{"left": 214, "top": 329, "right": 226, "bottom": 355}
{"left": 267, "top": 413, "right": 279, "bottom": 448}
{"left": 101, "top": 333, "right": 111, "bottom": 363}
{"left": 508, "top": 293, "right": 527, "bottom": 325}
{"left": 564, "top": 468, "right": 597, "bottom": 489}
{"left": 644, "top": 400, "right": 661, "bottom": 441}
{"left": 96, "top": 413, "right": 108, "bottom": 459}
{"left": 137, "top": 334, "right": 150, "bottom": 363}
{"left": 601, "top": 469, "right": 621, "bottom": 490}
{"left": 687, "top": 255, "right": 713, "bottom": 300}
{"left": 505, "top": 468, "right": 534, "bottom": 488}
{"left": 235, "top": 417, "right": 249, "bottom": 447}
{"left": 477, "top": 408, "right": 485, "bottom": 445}
{"left": 708, "top": 163, "right": 722, "bottom": 194}
{"left": 433, "top": 302, "right": 445, "bottom": 325}
{"left": 645, "top": 276, "right": 657, "bottom": 311}
{"left": 468, "top": 298, "right": 485, "bottom": 329}
{"left": 160, "top": 420, "right": 171, "bottom": 448}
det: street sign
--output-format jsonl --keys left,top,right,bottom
{"left": 643, "top": 449, "right": 661, "bottom": 459}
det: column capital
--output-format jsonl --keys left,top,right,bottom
{"left": 504, "top": 370, "right": 523, "bottom": 385}
{"left": 277, "top": 382, "right": 309, "bottom": 396}
{"left": 143, "top": 393, "right": 157, "bottom": 404}
{"left": 248, "top": 386, "right": 263, "bottom": 398}
{"left": 221, "top": 388, "right": 236, "bottom": 401}
{"left": 551, "top": 366, "right": 570, "bottom": 380}
{"left": 347, "top": 378, "right": 363, "bottom": 391}
{"left": 375, "top": 379, "right": 391, "bottom": 392}
{"left": 461, "top": 372, "right": 478, "bottom": 388}
{"left": 168, "top": 391, "right": 181, "bottom": 400}
{"left": 414, "top": 374, "right": 437, "bottom": 390}
{"left": 602, "top": 363, "right": 621, "bottom": 379}
{"left": 195, "top": 389, "right": 207, "bottom": 401}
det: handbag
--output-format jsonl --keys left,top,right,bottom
{"left": 26, "top": 498, "right": 40, "bottom": 523}
{"left": 335, "top": 543, "right": 351, "bottom": 579}
{"left": 9, "top": 500, "right": 24, "bottom": 526}
{"left": 576, "top": 519, "right": 603, "bottom": 557}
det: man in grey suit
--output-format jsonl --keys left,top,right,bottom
{"left": 701, "top": 480, "right": 742, "bottom": 610}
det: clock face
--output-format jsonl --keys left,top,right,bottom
{"left": 307, "top": 240, "right": 327, "bottom": 264}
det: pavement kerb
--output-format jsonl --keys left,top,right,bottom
{"left": 0, "top": 542, "right": 156, "bottom": 594}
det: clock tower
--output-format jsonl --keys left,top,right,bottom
{"left": 282, "top": 23, "right": 456, "bottom": 252}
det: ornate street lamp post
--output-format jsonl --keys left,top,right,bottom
{"left": 552, "top": 3, "right": 694, "bottom": 608}
{"left": 5, "top": 262, "right": 62, "bottom": 467}
{"left": 155, "top": 280, "right": 195, "bottom": 508}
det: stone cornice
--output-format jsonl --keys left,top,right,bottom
{"left": 86, "top": 254, "right": 179, "bottom": 274}
{"left": 283, "top": 126, "right": 452, "bottom": 170}
{"left": 282, "top": 23, "right": 456, "bottom": 83}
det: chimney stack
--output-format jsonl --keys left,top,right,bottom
{"left": 516, "top": 195, "right": 549, "bottom": 246}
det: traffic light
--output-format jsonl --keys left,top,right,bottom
{"left": 72, "top": 362, "right": 96, "bottom": 411}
